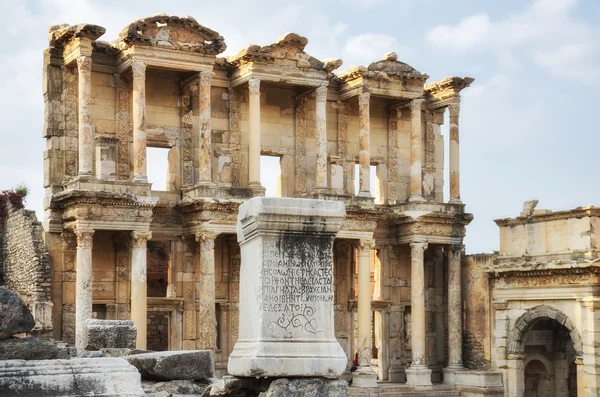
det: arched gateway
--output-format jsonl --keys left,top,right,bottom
{"left": 506, "top": 305, "right": 582, "bottom": 397}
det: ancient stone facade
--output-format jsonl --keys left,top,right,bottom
{"left": 40, "top": 14, "right": 476, "bottom": 392}
{"left": 463, "top": 204, "right": 600, "bottom": 397}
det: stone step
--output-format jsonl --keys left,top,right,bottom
{"left": 379, "top": 392, "right": 459, "bottom": 397}
{"left": 349, "top": 384, "right": 460, "bottom": 397}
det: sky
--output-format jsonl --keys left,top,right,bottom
{"left": 1, "top": 0, "right": 598, "bottom": 254}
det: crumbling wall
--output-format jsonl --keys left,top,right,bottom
{"left": 462, "top": 254, "right": 494, "bottom": 369}
{"left": 0, "top": 200, "right": 53, "bottom": 332}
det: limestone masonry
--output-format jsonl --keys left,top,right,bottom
{"left": 0, "top": 10, "right": 588, "bottom": 397}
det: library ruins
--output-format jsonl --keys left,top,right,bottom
{"left": 0, "top": 13, "right": 599, "bottom": 397}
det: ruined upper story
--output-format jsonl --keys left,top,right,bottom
{"left": 42, "top": 14, "right": 474, "bottom": 230}
{"left": 492, "top": 201, "right": 600, "bottom": 273}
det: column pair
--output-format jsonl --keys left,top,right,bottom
{"left": 74, "top": 228, "right": 151, "bottom": 350}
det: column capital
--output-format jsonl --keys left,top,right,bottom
{"left": 199, "top": 71, "right": 215, "bottom": 87}
{"left": 448, "top": 102, "right": 460, "bottom": 118}
{"left": 131, "top": 61, "right": 146, "bottom": 80}
{"left": 76, "top": 55, "right": 92, "bottom": 72}
{"left": 359, "top": 238, "right": 375, "bottom": 251}
{"left": 248, "top": 78, "right": 260, "bottom": 95}
{"left": 448, "top": 244, "right": 465, "bottom": 254}
{"left": 131, "top": 230, "right": 152, "bottom": 248}
{"left": 358, "top": 92, "right": 371, "bottom": 105}
{"left": 75, "top": 226, "right": 94, "bottom": 249}
{"left": 195, "top": 230, "right": 219, "bottom": 243}
{"left": 315, "top": 85, "right": 328, "bottom": 102}
{"left": 409, "top": 240, "right": 428, "bottom": 251}
{"left": 409, "top": 98, "right": 425, "bottom": 112}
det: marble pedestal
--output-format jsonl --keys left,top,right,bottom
{"left": 406, "top": 365, "right": 433, "bottom": 387}
{"left": 228, "top": 197, "right": 347, "bottom": 378}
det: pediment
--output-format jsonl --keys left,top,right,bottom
{"left": 117, "top": 14, "right": 226, "bottom": 55}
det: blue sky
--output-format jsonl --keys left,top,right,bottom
{"left": 1, "top": 0, "right": 598, "bottom": 253}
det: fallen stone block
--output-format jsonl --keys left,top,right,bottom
{"left": 124, "top": 350, "right": 214, "bottom": 381}
{"left": 86, "top": 319, "right": 137, "bottom": 349}
{"left": 262, "top": 378, "right": 348, "bottom": 397}
{"left": 208, "top": 375, "right": 261, "bottom": 396}
{"left": 0, "top": 357, "right": 145, "bottom": 396}
{"left": 0, "top": 286, "right": 35, "bottom": 339}
{"left": 142, "top": 379, "right": 209, "bottom": 396}
{"left": 101, "top": 347, "right": 153, "bottom": 357}
{"left": 0, "top": 337, "right": 71, "bottom": 360}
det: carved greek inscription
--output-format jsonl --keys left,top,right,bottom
{"left": 262, "top": 235, "right": 334, "bottom": 336}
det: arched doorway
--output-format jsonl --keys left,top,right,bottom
{"left": 506, "top": 305, "right": 583, "bottom": 397}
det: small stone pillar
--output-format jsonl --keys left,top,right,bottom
{"left": 196, "top": 231, "right": 218, "bottom": 350}
{"left": 77, "top": 56, "right": 93, "bottom": 176}
{"left": 353, "top": 238, "right": 378, "bottom": 387}
{"left": 131, "top": 230, "right": 151, "bottom": 349}
{"left": 248, "top": 78, "right": 261, "bottom": 187}
{"left": 228, "top": 197, "right": 347, "bottom": 377}
{"left": 75, "top": 226, "right": 94, "bottom": 350}
{"left": 94, "top": 136, "right": 118, "bottom": 180}
{"left": 409, "top": 99, "right": 425, "bottom": 202}
{"left": 132, "top": 61, "right": 147, "bottom": 182}
{"left": 406, "top": 240, "right": 432, "bottom": 386}
{"left": 448, "top": 103, "right": 461, "bottom": 203}
{"left": 198, "top": 71, "right": 214, "bottom": 184}
{"left": 358, "top": 92, "right": 371, "bottom": 197}
{"left": 315, "top": 84, "right": 328, "bottom": 191}
{"left": 444, "top": 244, "right": 465, "bottom": 384}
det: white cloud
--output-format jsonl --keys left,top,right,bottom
{"left": 425, "top": 0, "right": 600, "bottom": 83}
{"left": 343, "top": 33, "right": 412, "bottom": 67}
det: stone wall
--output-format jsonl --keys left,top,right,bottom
{"left": 462, "top": 254, "right": 494, "bottom": 370}
{"left": 147, "top": 311, "right": 169, "bottom": 351}
{"left": 0, "top": 200, "right": 53, "bottom": 331}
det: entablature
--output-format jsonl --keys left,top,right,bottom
{"left": 425, "top": 76, "right": 474, "bottom": 110}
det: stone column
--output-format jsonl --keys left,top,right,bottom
{"left": 248, "top": 78, "right": 261, "bottom": 187}
{"left": 406, "top": 240, "right": 432, "bottom": 386}
{"left": 196, "top": 231, "right": 217, "bottom": 350}
{"left": 77, "top": 56, "right": 93, "bottom": 176}
{"left": 75, "top": 226, "right": 94, "bottom": 350}
{"left": 315, "top": 84, "right": 328, "bottom": 191}
{"left": 198, "top": 71, "right": 214, "bottom": 184}
{"left": 448, "top": 103, "right": 461, "bottom": 203}
{"left": 444, "top": 245, "right": 465, "bottom": 384}
{"left": 353, "top": 238, "right": 378, "bottom": 387}
{"left": 132, "top": 61, "right": 147, "bottom": 182}
{"left": 409, "top": 99, "right": 425, "bottom": 202}
{"left": 131, "top": 230, "right": 151, "bottom": 349}
{"left": 358, "top": 92, "right": 371, "bottom": 197}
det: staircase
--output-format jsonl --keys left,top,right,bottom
{"left": 349, "top": 383, "right": 461, "bottom": 397}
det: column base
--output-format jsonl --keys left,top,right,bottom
{"left": 133, "top": 175, "right": 148, "bottom": 183}
{"left": 408, "top": 195, "right": 424, "bottom": 202}
{"left": 388, "top": 363, "right": 406, "bottom": 383}
{"left": 443, "top": 365, "right": 465, "bottom": 385}
{"left": 351, "top": 366, "right": 378, "bottom": 388}
{"left": 357, "top": 191, "right": 372, "bottom": 198}
{"left": 448, "top": 198, "right": 463, "bottom": 204}
{"left": 406, "top": 365, "right": 432, "bottom": 387}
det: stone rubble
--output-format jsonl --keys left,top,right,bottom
{"left": 124, "top": 350, "right": 215, "bottom": 381}
{"left": 86, "top": 319, "right": 137, "bottom": 349}
{"left": 0, "top": 286, "right": 35, "bottom": 339}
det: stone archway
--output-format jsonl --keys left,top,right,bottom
{"left": 505, "top": 305, "right": 583, "bottom": 397}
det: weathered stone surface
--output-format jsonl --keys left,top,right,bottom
{"left": 86, "top": 319, "right": 137, "bottom": 349}
{"left": 0, "top": 357, "right": 144, "bottom": 396}
{"left": 0, "top": 286, "right": 35, "bottom": 339}
{"left": 142, "top": 379, "right": 208, "bottom": 397}
{"left": 124, "top": 350, "right": 214, "bottom": 380}
{"left": 0, "top": 337, "right": 71, "bottom": 360}
{"left": 261, "top": 378, "right": 348, "bottom": 397}
{"left": 228, "top": 198, "right": 347, "bottom": 378}
{"left": 101, "top": 348, "right": 153, "bottom": 357}
{"left": 208, "top": 375, "right": 261, "bottom": 396}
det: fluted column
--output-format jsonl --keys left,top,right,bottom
{"left": 448, "top": 103, "right": 461, "bottom": 203}
{"left": 409, "top": 99, "right": 425, "bottom": 202}
{"left": 447, "top": 245, "right": 464, "bottom": 371}
{"left": 315, "top": 84, "right": 328, "bottom": 190}
{"left": 77, "top": 56, "right": 93, "bottom": 176}
{"left": 358, "top": 92, "right": 371, "bottom": 197}
{"left": 353, "top": 238, "right": 378, "bottom": 388}
{"left": 248, "top": 78, "right": 261, "bottom": 187}
{"left": 198, "top": 71, "right": 215, "bottom": 184}
{"left": 131, "top": 230, "right": 152, "bottom": 349}
{"left": 132, "top": 61, "right": 147, "bottom": 182}
{"left": 196, "top": 231, "right": 217, "bottom": 350}
{"left": 406, "top": 240, "right": 432, "bottom": 386}
{"left": 75, "top": 226, "right": 94, "bottom": 349}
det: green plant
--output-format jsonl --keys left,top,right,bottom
{"left": 13, "top": 183, "right": 29, "bottom": 200}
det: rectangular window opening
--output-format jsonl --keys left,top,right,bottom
{"left": 260, "top": 155, "right": 282, "bottom": 197}
{"left": 147, "top": 147, "right": 170, "bottom": 191}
